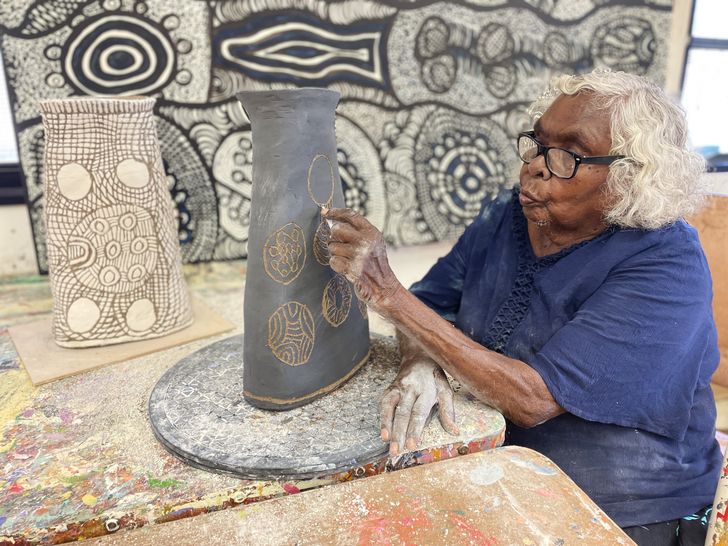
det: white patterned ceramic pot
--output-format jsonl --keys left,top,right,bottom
{"left": 39, "top": 96, "right": 193, "bottom": 347}
{"left": 237, "top": 89, "right": 370, "bottom": 410}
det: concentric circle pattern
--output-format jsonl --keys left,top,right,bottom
{"left": 68, "top": 204, "right": 159, "bottom": 294}
{"left": 63, "top": 14, "right": 176, "bottom": 95}
{"left": 268, "top": 301, "right": 315, "bottom": 366}
{"left": 5, "top": 0, "right": 671, "bottom": 264}
{"left": 414, "top": 109, "right": 515, "bottom": 239}
{"left": 322, "top": 275, "right": 353, "bottom": 328}
{"left": 591, "top": 17, "right": 656, "bottom": 74}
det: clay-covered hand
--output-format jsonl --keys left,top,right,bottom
{"left": 323, "top": 207, "right": 401, "bottom": 314}
{"left": 380, "top": 357, "right": 459, "bottom": 457}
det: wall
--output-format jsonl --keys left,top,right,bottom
{"left": 0, "top": 205, "right": 36, "bottom": 277}
{"left": 1, "top": 0, "right": 674, "bottom": 275}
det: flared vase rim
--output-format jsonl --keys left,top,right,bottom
{"left": 39, "top": 95, "right": 156, "bottom": 114}
{"left": 236, "top": 87, "right": 341, "bottom": 100}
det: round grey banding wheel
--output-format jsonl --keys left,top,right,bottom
{"left": 149, "top": 334, "right": 398, "bottom": 479}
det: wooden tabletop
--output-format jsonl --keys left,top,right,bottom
{"left": 0, "top": 262, "right": 505, "bottom": 545}
{"left": 87, "top": 445, "right": 634, "bottom": 546}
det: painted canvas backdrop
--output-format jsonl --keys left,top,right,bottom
{"left": 0, "top": 0, "right": 672, "bottom": 273}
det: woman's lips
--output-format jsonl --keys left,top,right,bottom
{"left": 519, "top": 191, "right": 539, "bottom": 206}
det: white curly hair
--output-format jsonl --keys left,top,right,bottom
{"left": 529, "top": 69, "right": 706, "bottom": 230}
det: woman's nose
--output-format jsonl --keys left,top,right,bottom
{"left": 527, "top": 153, "right": 551, "bottom": 180}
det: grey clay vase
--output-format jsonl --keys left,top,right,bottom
{"left": 237, "top": 88, "right": 370, "bottom": 410}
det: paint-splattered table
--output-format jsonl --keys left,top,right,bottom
{"left": 87, "top": 446, "right": 634, "bottom": 545}
{"left": 0, "top": 262, "right": 505, "bottom": 545}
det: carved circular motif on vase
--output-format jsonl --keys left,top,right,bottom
{"left": 322, "top": 275, "right": 353, "bottom": 328}
{"left": 130, "top": 236, "right": 149, "bottom": 254}
{"left": 307, "top": 154, "right": 335, "bottom": 208}
{"left": 90, "top": 218, "right": 111, "bottom": 235}
{"left": 263, "top": 223, "right": 306, "bottom": 285}
{"left": 105, "top": 240, "right": 122, "bottom": 260}
{"left": 127, "top": 263, "right": 148, "bottom": 282}
{"left": 69, "top": 204, "right": 159, "bottom": 293}
{"left": 67, "top": 236, "right": 97, "bottom": 270}
{"left": 268, "top": 301, "right": 315, "bottom": 366}
{"left": 63, "top": 14, "right": 176, "bottom": 96}
{"left": 56, "top": 162, "right": 93, "bottom": 201}
{"left": 98, "top": 264, "right": 121, "bottom": 287}
{"left": 116, "top": 158, "right": 150, "bottom": 189}
{"left": 312, "top": 219, "right": 331, "bottom": 266}
{"left": 126, "top": 298, "right": 157, "bottom": 332}
{"left": 66, "top": 297, "right": 101, "bottom": 333}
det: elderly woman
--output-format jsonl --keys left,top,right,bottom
{"left": 324, "top": 69, "right": 721, "bottom": 545}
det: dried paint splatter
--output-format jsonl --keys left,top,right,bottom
{"left": 468, "top": 464, "right": 504, "bottom": 486}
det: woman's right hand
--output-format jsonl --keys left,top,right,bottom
{"left": 379, "top": 356, "right": 459, "bottom": 457}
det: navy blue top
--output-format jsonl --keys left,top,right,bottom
{"left": 410, "top": 189, "right": 722, "bottom": 527}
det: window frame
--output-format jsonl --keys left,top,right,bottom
{"left": 681, "top": 0, "right": 728, "bottom": 170}
{"left": 0, "top": 164, "right": 25, "bottom": 205}
{"left": 0, "top": 55, "right": 25, "bottom": 206}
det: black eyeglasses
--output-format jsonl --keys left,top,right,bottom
{"left": 517, "top": 131, "right": 624, "bottom": 180}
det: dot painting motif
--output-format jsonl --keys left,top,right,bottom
{"left": 69, "top": 205, "right": 159, "bottom": 293}
{"left": 263, "top": 223, "right": 306, "bottom": 285}
{"left": 268, "top": 301, "right": 316, "bottom": 366}
{"left": 322, "top": 275, "right": 353, "bottom": 328}
{"left": 0, "top": 0, "right": 672, "bottom": 271}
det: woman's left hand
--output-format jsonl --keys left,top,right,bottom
{"left": 323, "top": 207, "right": 402, "bottom": 314}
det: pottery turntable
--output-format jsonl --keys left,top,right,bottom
{"left": 148, "top": 89, "right": 501, "bottom": 479}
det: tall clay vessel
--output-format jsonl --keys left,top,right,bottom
{"left": 40, "top": 97, "right": 193, "bottom": 347}
{"left": 238, "top": 88, "right": 370, "bottom": 410}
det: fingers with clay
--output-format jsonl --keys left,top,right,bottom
{"left": 436, "top": 374, "right": 459, "bottom": 437}
{"left": 323, "top": 207, "right": 402, "bottom": 314}
{"left": 379, "top": 358, "right": 459, "bottom": 457}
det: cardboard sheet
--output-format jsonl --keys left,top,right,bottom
{"left": 9, "top": 298, "right": 235, "bottom": 385}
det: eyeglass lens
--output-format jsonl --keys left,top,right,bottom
{"left": 518, "top": 135, "right": 576, "bottom": 178}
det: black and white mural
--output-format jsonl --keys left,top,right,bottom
{"left": 0, "top": 0, "right": 672, "bottom": 272}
